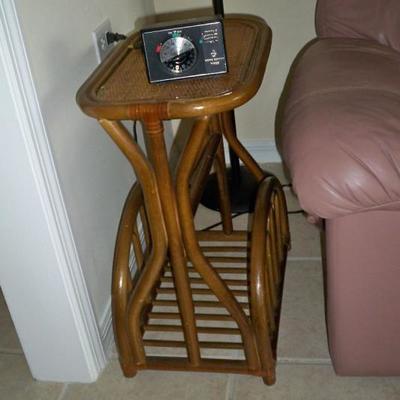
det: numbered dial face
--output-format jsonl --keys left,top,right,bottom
{"left": 159, "top": 36, "right": 197, "bottom": 74}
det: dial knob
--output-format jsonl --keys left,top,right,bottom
{"left": 159, "top": 36, "right": 197, "bottom": 74}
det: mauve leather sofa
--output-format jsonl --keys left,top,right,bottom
{"left": 278, "top": 0, "right": 400, "bottom": 375}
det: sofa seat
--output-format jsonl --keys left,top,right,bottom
{"left": 280, "top": 38, "right": 400, "bottom": 219}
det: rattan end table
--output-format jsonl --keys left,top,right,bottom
{"left": 77, "top": 14, "right": 290, "bottom": 385}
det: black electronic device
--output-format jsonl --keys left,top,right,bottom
{"left": 141, "top": 18, "right": 228, "bottom": 83}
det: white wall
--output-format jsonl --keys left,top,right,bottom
{"left": 154, "top": 0, "right": 317, "bottom": 140}
{"left": 0, "top": 43, "right": 97, "bottom": 381}
{"left": 13, "top": 0, "right": 154, "bottom": 324}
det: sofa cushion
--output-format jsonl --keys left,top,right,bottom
{"left": 316, "top": 0, "right": 400, "bottom": 52}
{"left": 280, "top": 38, "right": 400, "bottom": 219}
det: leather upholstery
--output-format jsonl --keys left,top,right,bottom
{"left": 316, "top": 0, "right": 400, "bottom": 52}
{"left": 280, "top": 38, "right": 400, "bottom": 219}
{"left": 279, "top": 0, "right": 400, "bottom": 377}
{"left": 326, "top": 211, "right": 400, "bottom": 375}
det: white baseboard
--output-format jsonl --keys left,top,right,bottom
{"left": 243, "top": 139, "right": 282, "bottom": 163}
{"left": 225, "top": 139, "right": 282, "bottom": 163}
{"left": 99, "top": 298, "right": 114, "bottom": 359}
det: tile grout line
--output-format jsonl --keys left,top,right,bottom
{"left": 225, "top": 374, "right": 237, "bottom": 400}
{"left": 56, "top": 383, "right": 69, "bottom": 400}
{"left": 0, "top": 348, "right": 24, "bottom": 355}
{"left": 386, "top": 378, "right": 400, "bottom": 396}
{"left": 287, "top": 257, "right": 322, "bottom": 261}
{"left": 278, "top": 357, "right": 332, "bottom": 366}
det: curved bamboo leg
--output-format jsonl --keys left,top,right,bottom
{"left": 100, "top": 120, "right": 168, "bottom": 371}
{"left": 267, "top": 215, "right": 279, "bottom": 312}
{"left": 176, "top": 116, "right": 261, "bottom": 372}
{"left": 220, "top": 111, "right": 266, "bottom": 182}
{"left": 190, "top": 132, "right": 221, "bottom": 212}
{"left": 249, "top": 178, "right": 276, "bottom": 384}
{"left": 249, "top": 177, "right": 289, "bottom": 385}
{"left": 111, "top": 183, "right": 142, "bottom": 376}
{"left": 211, "top": 115, "right": 233, "bottom": 235}
{"left": 143, "top": 118, "right": 201, "bottom": 366}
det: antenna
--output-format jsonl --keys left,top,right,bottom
{"left": 212, "top": 0, "right": 224, "bottom": 17}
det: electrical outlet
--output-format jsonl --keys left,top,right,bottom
{"left": 92, "top": 19, "right": 113, "bottom": 64}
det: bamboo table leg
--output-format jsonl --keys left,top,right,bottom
{"left": 99, "top": 119, "right": 168, "bottom": 375}
{"left": 220, "top": 111, "right": 266, "bottom": 182}
{"left": 175, "top": 116, "right": 262, "bottom": 373}
{"left": 142, "top": 118, "right": 201, "bottom": 366}
{"left": 211, "top": 116, "right": 233, "bottom": 235}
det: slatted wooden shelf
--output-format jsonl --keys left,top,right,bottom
{"left": 141, "top": 231, "right": 287, "bottom": 364}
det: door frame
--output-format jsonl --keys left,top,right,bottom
{"left": 0, "top": 0, "right": 106, "bottom": 382}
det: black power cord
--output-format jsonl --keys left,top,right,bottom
{"left": 200, "top": 208, "right": 303, "bottom": 232}
{"left": 200, "top": 212, "right": 246, "bottom": 232}
{"left": 132, "top": 120, "right": 138, "bottom": 142}
{"left": 106, "top": 32, "right": 127, "bottom": 45}
{"left": 200, "top": 182, "right": 303, "bottom": 231}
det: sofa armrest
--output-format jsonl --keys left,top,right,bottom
{"left": 279, "top": 39, "right": 400, "bottom": 219}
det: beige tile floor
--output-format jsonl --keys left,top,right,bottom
{"left": 1, "top": 163, "right": 399, "bottom": 399}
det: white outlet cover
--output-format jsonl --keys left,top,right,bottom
{"left": 92, "top": 19, "right": 113, "bottom": 64}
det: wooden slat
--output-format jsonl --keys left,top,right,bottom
{"left": 144, "top": 339, "right": 243, "bottom": 350}
{"left": 218, "top": 278, "right": 249, "bottom": 287}
{"left": 153, "top": 299, "right": 249, "bottom": 309}
{"left": 197, "top": 230, "right": 248, "bottom": 242}
{"left": 144, "top": 324, "right": 241, "bottom": 335}
{"left": 142, "top": 357, "right": 256, "bottom": 375}
{"left": 165, "top": 266, "right": 248, "bottom": 274}
{"left": 200, "top": 246, "right": 248, "bottom": 253}
{"left": 201, "top": 266, "right": 248, "bottom": 274}
{"left": 160, "top": 276, "right": 249, "bottom": 287}
{"left": 206, "top": 256, "right": 248, "bottom": 264}
{"left": 156, "top": 287, "right": 248, "bottom": 297}
{"left": 148, "top": 312, "right": 234, "bottom": 321}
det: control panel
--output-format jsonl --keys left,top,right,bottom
{"left": 141, "top": 18, "right": 228, "bottom": 83}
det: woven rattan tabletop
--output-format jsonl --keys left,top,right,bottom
{"left": 77, "top": 14, "right": 271, "bottom": 120}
